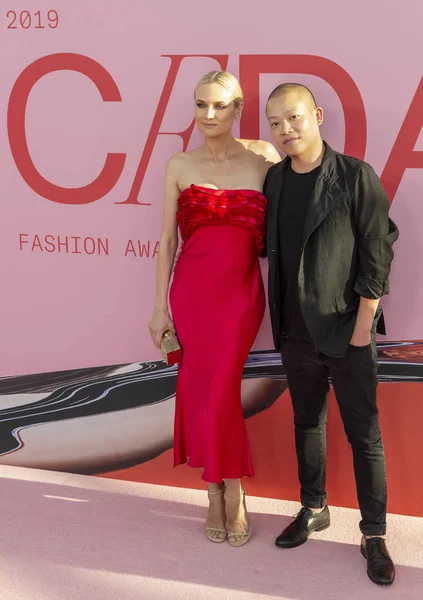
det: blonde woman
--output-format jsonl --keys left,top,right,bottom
{"left": 149, "top": 71, "right": 280, "bottom": 546}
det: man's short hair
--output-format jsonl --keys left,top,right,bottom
{"left": 267, "top": 83, "right": 317, "bottom": 109}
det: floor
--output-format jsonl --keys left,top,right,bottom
{"left": 0, "top": 465, "right": 421, "bottom": 600}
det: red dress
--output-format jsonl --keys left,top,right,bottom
{"left": 169, "top": 184, "right": 266, "bottom": 483}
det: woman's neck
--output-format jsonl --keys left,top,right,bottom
{"left": 203, "top": 133, "right": 239, "bottom": 163}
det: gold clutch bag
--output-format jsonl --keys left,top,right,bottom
{"left": 160, "top": 330, "right": 182, "bottom": 366}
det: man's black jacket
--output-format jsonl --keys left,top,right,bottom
{"left": 263, "top": 142, "right": 399, "bottom": 357}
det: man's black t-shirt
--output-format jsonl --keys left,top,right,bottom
{"left": 278, "top": 162, "right": 320, "bottom": 341}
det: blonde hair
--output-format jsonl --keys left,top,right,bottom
{"left": 194, "top": 71, "right": 243, "bottom": 108}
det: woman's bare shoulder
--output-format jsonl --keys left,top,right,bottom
{"left": 167, "top": 147, "right": 204, "bottom": 171}
{"left": 167, "top": 151, "right": 189, "bottom": 169}
{"left": 241, "top": 139, "right": 281, "bottom": 164}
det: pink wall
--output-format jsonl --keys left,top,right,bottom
{"left": 1, "top": 0, "right": 422, "bottom": 376}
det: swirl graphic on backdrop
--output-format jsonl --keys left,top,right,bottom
{"left": 0, "top": 342, "right": 421, "bottom": 472}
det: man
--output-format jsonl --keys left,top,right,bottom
{"left": 263, "top": 83, "right": 399, "bottom": 586}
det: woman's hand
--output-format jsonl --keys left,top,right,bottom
{"left": 148, "top": 308, "right": 175, "bottom": 348}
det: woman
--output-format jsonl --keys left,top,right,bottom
{"left": 148, "top": 71, "right": 280, "bottom": 547}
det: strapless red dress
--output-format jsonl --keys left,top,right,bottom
{"left": 169, "top": 184, "right": 266, "bottom": 483}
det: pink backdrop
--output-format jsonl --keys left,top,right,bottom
{"left": 1, "top": 0, "right": 422, "bottom": 376}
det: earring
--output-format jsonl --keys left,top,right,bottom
{"left": 236, "top": 112, "right": 242, "bottom": 121}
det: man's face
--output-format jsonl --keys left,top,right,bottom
{"left": 266, "top": 91, "right": 323, "bottom": 157}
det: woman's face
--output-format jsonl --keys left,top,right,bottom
{"left": 194, "top": 83, "right": 240, "bottom": 138}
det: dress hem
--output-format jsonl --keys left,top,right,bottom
{"left": 173, "top": 458, "right": 254, "bottom": 483}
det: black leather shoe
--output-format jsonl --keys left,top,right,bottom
{"left": 275, "top": 506, "right": 330, "bottom": 548}
{"left": 360, "top": 536, "right": 395, "bottom": 585}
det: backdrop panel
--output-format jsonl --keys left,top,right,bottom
{"left": 1, "top": 0, "right": 422, "bottom": 515}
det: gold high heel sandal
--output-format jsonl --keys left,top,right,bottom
{"left": 224, "top": 489, "right": 252, "bottom": 547}
{"left": 205, "top": 487, "right": 227, "bottom": 543}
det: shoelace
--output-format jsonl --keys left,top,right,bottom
{"left": 292, "top": 507, "right": 309, "bottom": 520}
{"left": 292, "top": 507, "right": 313, "bottom": 531}
{"left": 367, "top": 538, "right": 391, "bottom": 560}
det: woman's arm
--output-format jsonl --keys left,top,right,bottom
{"left": 148, "top": 155, "right": 182, "bottom": 347}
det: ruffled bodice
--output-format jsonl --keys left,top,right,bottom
{"left": 176, "top": 184, "right": 266, "bottom": 254}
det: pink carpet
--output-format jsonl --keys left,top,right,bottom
{"left": 0, "top": 465, "right": 421, "bottom": 599}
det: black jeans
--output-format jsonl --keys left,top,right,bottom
{"left": 281, "top": 338, "right": 387, "bottom": 536}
